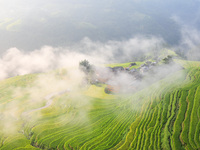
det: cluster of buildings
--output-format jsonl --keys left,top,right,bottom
{"left": 92, "top": 61, "right": 158, "bottom": 93}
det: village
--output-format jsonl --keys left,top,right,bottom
{"left": 79, "top": 55, "right": 174, "bottom": 94}
{"left": 92, "top": 61, "right": 158, "bottom": 93}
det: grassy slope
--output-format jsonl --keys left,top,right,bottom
{"left": 0, "top": 60, "right": 200, "bottom": 149}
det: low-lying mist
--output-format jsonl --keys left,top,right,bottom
{"left": 0, "top": 36, "right": 165, "bottom": 80}
{"left": 0, "top": 23, "right": 199, "bottom": 81}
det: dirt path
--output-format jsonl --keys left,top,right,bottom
{"left": 22, "top": 89, "right": 70, "bottom": 116}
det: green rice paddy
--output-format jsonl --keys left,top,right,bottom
{"left": 0, "top": 60, "right": 200, "bottom": 149}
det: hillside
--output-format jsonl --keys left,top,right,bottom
{"left": 0, "top": 60, "right": 200, "bottom": 150}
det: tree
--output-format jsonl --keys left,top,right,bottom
{"left": 163, "top": 55, "right": 173, "bottom": 64}
{"left": 79, "top": 59, "right": 93, "bottom": 74}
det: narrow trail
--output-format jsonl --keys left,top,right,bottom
{"left": 22, "top": 89, "right": 70, "bottom": 116}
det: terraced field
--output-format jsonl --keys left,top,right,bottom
{"left": 106, "top": 62, "right": 144, "bottom": 69}
{"left": 0, "top": 60, "right": 200, "bottom": 149}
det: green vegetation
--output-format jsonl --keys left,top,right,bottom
{"left": 106, "top": 61, "right": 144, "bottom": 69}
{"left": 79, "top": 59, "right": 94, "bottom": 74}
{"left": 0, "top": 60, "right": 200, "bottom": 149}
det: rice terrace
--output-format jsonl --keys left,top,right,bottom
{"left": 1, "top": 0, "right": 200, "bottom": 150}
{"left": 0, "top": 53, "right": 200, "bottom": 150}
